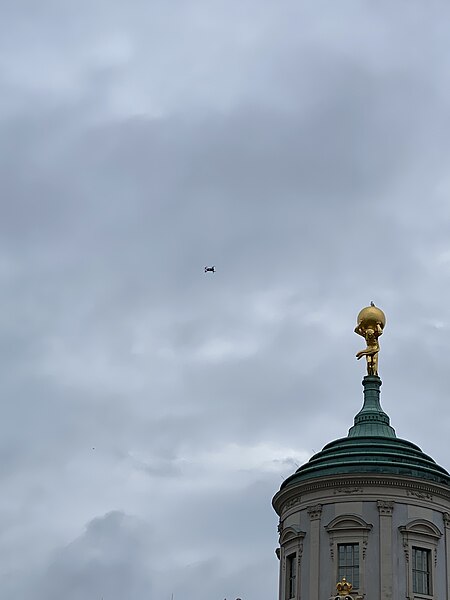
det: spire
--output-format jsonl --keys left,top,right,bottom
{"left": 348, "top": 375, "right": 396, "bottom": 438}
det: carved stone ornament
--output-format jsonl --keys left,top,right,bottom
{"left": 283, "top": 496, "right": 301, "bottom": 512}
{"left": 333, "top": 486, "right": 363, "bottom": 495}
{"left": 402, "top": 538, "right": 410, "bottom": 563}
{"left": 297, "top": 541, "right": 304, "bottom": 565}
{"left": 377, "top": 500, "right": 394, "bottom": 515}
{"left": 444, "top": 513, "right": 450, "bottom": 529}
{"left": 307, "top": 504, "right": 323, "bottom": 520}
{"left": 329, "top": 539, "right": 334, "bottom": 560}
{"left": 406, "top": 489, "right": 433, "bottom": 501}
{"left": 362, "top": 538, "right": 369, "bottom": 559}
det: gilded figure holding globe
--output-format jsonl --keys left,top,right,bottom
{"left": 355, "top": 302, "right": 386, "bottom": 376}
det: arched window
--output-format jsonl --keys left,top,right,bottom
{"left": 279, "top": 527, "right": 306, "bottom": 600}
{"left": 325, "top": 515, "right": 373, "bottom": 598}
{"left": 399, "top": 519, "right": 442, "bottom": 599}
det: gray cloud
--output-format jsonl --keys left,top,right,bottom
{"left": 32, "top": 511, "right": 154, "bottom": 600}
{"left": 1, "top": 1, "right": 450, "bottom": 598}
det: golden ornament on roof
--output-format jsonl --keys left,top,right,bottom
{"left": 355, "top": 302, "right": 386, "bottom": 376}
{"left": 356, "top": 302, "right": 386, "bottom": 332}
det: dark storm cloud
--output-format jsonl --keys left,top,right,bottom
{"left": 1, "top": 1, "right": 450, "bottom": 598}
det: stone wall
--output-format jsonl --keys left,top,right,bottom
{"left": 274, "top": 474, "right": 450, "bottom": 600}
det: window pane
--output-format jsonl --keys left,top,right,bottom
{"left": 286, "top": 554, "right": 296, "bottom": 599}
{"left": 337, "top": 544, "right": 359, "bottom": 589}
{"left": 412, "top": 547, "right": 431, "bottom": 595}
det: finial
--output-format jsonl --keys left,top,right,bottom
{"left": 355, "top": 303, "right": 386, "bottom": 376}
{"left": 336, "top": 577, "right": 353, "bottom": 596}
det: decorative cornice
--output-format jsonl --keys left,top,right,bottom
{"left": 307, "top": 504, "right": 322, "bottom": 520}
{"left": 274, "top": 473, "right": 450, "bottom": 516}
{"left": 377, "top": 500, "right": 394, "bottom": 515}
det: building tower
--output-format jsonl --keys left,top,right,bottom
{"left": 272, "top": 305, "right": 450, "bottom": 600}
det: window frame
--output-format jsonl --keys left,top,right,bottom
{"left": 399, "top": 519, "right": 442, "bottom": 600}
{"left": 286, "top": 552, "right": 297, "bottom": 599}
{"left": 279, "top": 527, "right": 306, "bottom": 600}
{"left": 412, "top": 546, "right": 432, "bottom": 596}
{"left": 325, "top": 514, "right": 373, "bottom": 597}
{"left": 337, "top": 542, "right": 360, "bottom": 590}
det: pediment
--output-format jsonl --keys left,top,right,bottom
{"left": 279, "top": 526, "right": 306, "bottom": 545}
{"left": 399, "top": 519, "right": 442, "bottom": 540}
{"left": 325, "top": 514, "right": 373, "bottom": 533}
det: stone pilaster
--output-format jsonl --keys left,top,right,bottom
{"left": 377, "top": 500, "right": 394, "bottom": 600}
{"left": 444, "top": 512, "right": 450, "bottom": 600}
{"left": 308, "top": 504, "right": 322, "bottom": 600}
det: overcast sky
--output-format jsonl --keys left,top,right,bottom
{"left": 2, "top": 1, "right": 450, "bottom": 599}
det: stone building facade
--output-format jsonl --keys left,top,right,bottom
{"left": 272, "top": 376, "right": 450, "bottom": 600}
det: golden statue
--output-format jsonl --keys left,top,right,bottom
{"left": 336, "top": 577, "right": 353, "bottom": 596}
{"left": 355, "top": 302, "right": 386, "bottom": 376}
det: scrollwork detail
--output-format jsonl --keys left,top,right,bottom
{"left": 307, "top": 504, "right": 322, "bottom": 520}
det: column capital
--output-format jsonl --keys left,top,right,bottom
{"left": 377, "top": 500, "right": 394, "bottom": 515}
{"left": 307, "top": 504, "right": 322, "bottom": 520}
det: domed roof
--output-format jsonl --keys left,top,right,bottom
{"left": 280, "top": 375, "right": 450, "bottom": 490}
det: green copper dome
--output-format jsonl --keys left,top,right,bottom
{"left": 281, "top": 376, "right": 450, "bottom": 490}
